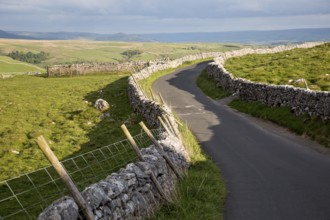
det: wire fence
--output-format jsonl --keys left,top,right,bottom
{"left": 0, "top": 128, "right": 164, "bottom": 220}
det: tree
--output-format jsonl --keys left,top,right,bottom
{"left": 8, "top": 50, "right": 49, "bottom": 64}
{"left": 121, "top": 49, "right": 142, "bottom": 60}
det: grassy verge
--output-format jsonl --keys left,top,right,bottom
{"left": 196, "top": 69, "right": 230, "bottom": 99}
{"left": 195, "top": 68, "right": 330, "bottom": 149}
{"left": 229, "top": 99, "right": 330, "bottom": 148}
{"left": 0, "top": 55, "right": 45, "bottom": 73}
{"left": 150, "top": 122, "right": 225, "bottom": 220}
{"left": 224, "top": 43, "right": 330, "bottom": 91}
{"left": 139, "top": 60, "right": 226, "bottom": 219}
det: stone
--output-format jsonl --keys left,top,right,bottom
{"left": 95, "top": 210, "right": 103, "bottom": 218}
{"left": 82, "top": 184, "right": 110, "bottom": 210}
{"left": 37, "top": 196, "right": 79, "bottom": 220}
{"left": 94, "top": 99, "right": 110, "bottom": 113}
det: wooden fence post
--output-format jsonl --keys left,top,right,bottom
{"left": 158, "top": 93, "right": 165, "bottom": 106}
{"left": 163, "top": 114, "right": 180, "bottom": 137}
{"left": 120, "top": 124, "right": 171, "bottom": 203}
{"left": 36, "top": 136, "right": 94, "bottom": 220}
{"left": 150, "top": 88, "right": 155, "bottom": 101}
{"left": 139, "top": 122, "right": 183, "bottom": 179}
{"left": 158, "top": 116, "right": 173, "bottom": 136}
{"left": 131, "top": 74, "right": 147, "bottom": 98}
{"left": 162, "top": 115, "right": 176, "bottom": 137}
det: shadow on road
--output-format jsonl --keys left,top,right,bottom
{"left": 153, "top": 62, "right": 330, "bottom": 220}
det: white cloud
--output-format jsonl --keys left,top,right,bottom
{"left": 0, "top": 0, "right": 329, "bottom": 33}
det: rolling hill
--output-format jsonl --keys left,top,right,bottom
{"left": 0, "top": 55, "right": 45, "bottom": 73}
{"left": 3, "top": 28, "right": 330, "bottom": 43}
{"left": 0, "top": 30, "right": 34, "bottom": 39}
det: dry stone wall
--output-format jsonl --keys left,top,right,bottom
{"left": 38, "top": 137, "right": 189, "bottom": 220}
{"left": 47, "top": 61, "right": 157, "bottom": 77}
{"left": 127, "top": 52, "right": 225, "bottom": 129}
{"left": 38, "top": 52, "right": 226, "bottom": 219}
{"left": 206, "top": 42, "right": 330, "bottom": 120}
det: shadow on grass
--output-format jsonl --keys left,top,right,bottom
{"left": 0, "top": 75, "right": 148, "bottom": 219}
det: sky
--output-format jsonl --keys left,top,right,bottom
{"left": 0, "top": 0, "right": 330, "bottom": 34}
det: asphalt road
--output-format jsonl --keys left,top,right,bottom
{"left": 152, "top": 62, "right": 330, "bottom": 220}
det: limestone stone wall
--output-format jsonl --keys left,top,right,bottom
{"left": 206, "top": 42, "right": 330, "bottom": 120}
{"left": 47, "top": 61, "right": 154, "bottom": 77}
{"left": 38, "top": 135, "right": 189, "bottom": 220}
{"left": 131, "top": 52, "right": 223, "bottom": 81}
{"left": 38, "top": 51, "right": 227, "bottom": 219}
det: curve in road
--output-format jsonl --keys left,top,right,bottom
{"left": 152, "top": 62, "right": 330, "bottom": 220}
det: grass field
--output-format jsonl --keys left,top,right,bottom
{"left": 0, "top": 73, "right": 143, "bottom": 181}
{"left": 0, "top": 55, "right": 45, "bottom": 73}
{"left": 225, "top": 43, "right": 330, "bottom": 91}
{"left": 0, "top": 61, "right": 227, "bottom": 220}
{"left": 0, "top": 40, "right": 232, "bottom": 218}
{"left": 0, "top": 39, "right": 245, "bottom": 68}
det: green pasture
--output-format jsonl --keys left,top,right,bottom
{"left": 0, "top": 73, "right": 142, "bottom": 181}
{"left": 0, "top": 39, "right": 245, "bottom": 67}
{"left": 225, "top": 43, "right": 330, "bottom": 91}
{"left": 0, "top": 55, "right": 45, "bottom": 73}
{"left": 0, "top": 40, "right": 239, "bottom": 218}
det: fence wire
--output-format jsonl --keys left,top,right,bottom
{"left": 0, "top": 128, "right": 164, "bottom": 220}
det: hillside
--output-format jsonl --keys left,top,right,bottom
{"left": 9, "top": 31, "right": 148, "bottom": 42}
{"left": 224, "top": 43, "right": 330, "bottom": 91}
{"left": 0, "top": 30, "right": 34, "bottom": 39}
{"left": 143, "top": 28, "right": 330, "bottom": 43}
{"left": 0, "top": 55, "right": 45, "bottom": 73}
{"left": 0, "top": 39, "right": 244, "bottom": 67}
{"left": 4, "top": 28, "right": 330, "bottom": 43}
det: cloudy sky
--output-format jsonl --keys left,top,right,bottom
{"left": 1, "top": 0, "right": 330, "bottom": 33}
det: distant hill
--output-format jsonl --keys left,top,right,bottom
{"left": 9, "top": 31, "right": 150, "bottom": 42}
{"left": 0, "top": 30, "right": 34, "bottom": 39}
{"left": 0, "top": 55, "right": 45, "bottom": 73}
{"left": 2, "top": 28, "right": 330, "bottom": 43}
{"left": 141, "top": 28, "right": 330, "bottom": 43}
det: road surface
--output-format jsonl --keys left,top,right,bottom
{"left": 152, "top": 62, "right": 330, "bottom": 220}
